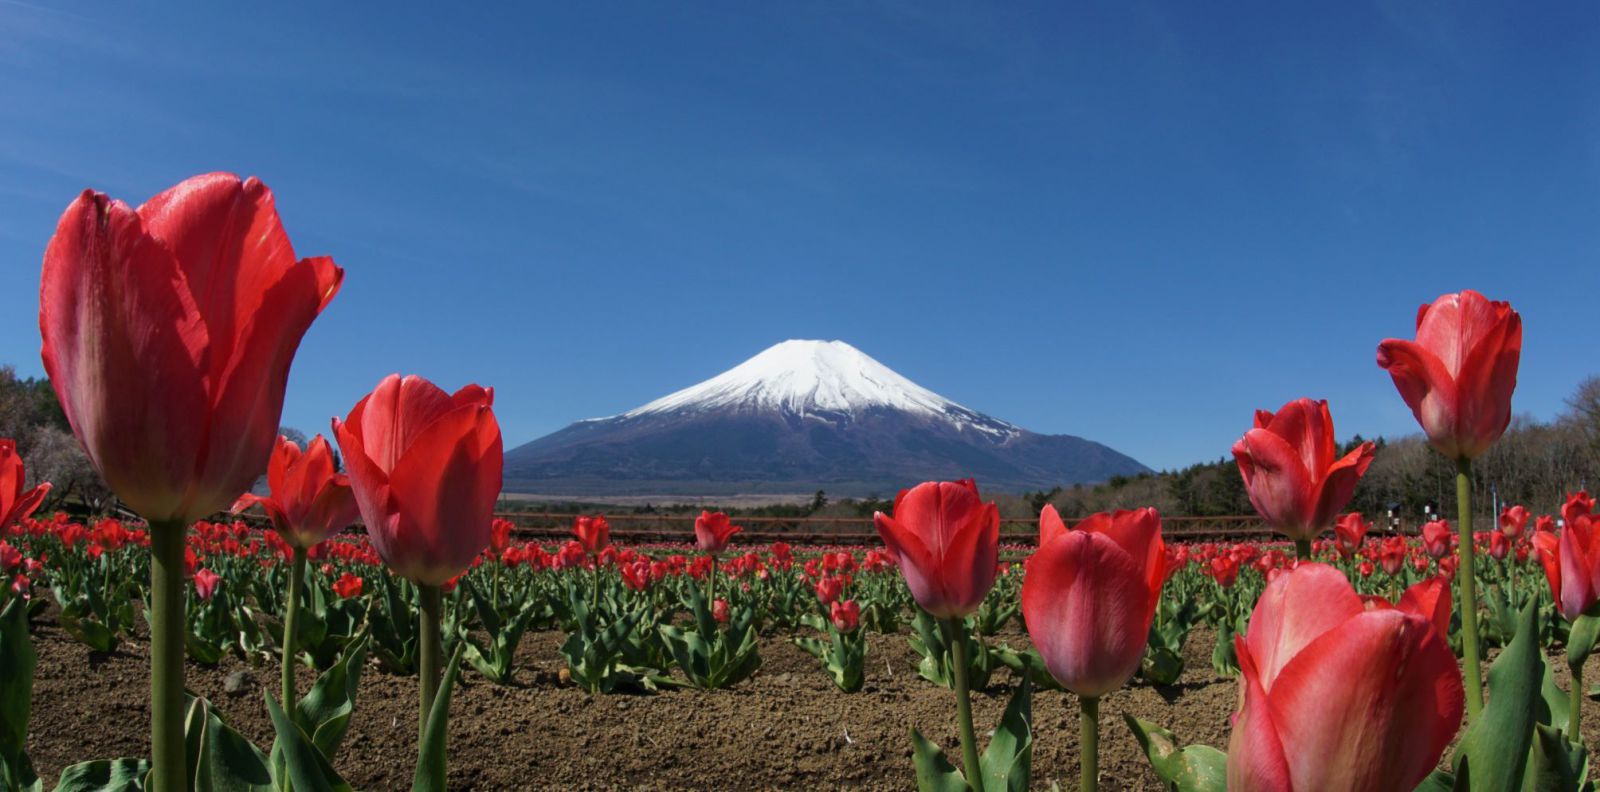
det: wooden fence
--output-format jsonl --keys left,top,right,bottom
{"left": 492, "top": 511, "right": 1289, "bottom": 546}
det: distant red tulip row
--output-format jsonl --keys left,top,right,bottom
{"left": 3, "top": 169, "right": 1580, "bottom": 791}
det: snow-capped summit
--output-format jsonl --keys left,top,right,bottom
{"left": 606, "top": 339, "right": 1015, "bottom": 436}
{"left": 506, "top": 340, "right": 1149, "bottom": 496}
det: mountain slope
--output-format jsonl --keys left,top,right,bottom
{"left": 504, "top": 340, "right": 1149, "bottom": 496}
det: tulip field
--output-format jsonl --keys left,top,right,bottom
{"left": 4, "top": 170, "right": 1590, "bottom": 791}
{"left": 0, "top": 502, "right": 1594, "bottom": 790}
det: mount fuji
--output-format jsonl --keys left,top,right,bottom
{"left": 503, "top": 340, "right": 1149, "bottom": 496}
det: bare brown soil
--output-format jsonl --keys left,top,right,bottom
{"left": 26, "top": 617, "right": 1600, "bottom": 790}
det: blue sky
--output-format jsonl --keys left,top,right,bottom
{"left": 2, "top": 1, "right": 1597, "bottom": 473}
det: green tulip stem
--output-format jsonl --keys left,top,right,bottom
{"left": 491, "top": 561, "right": 502, "bottom": 610}
{"left": 148, "top": 521, "right": 187, "bottom": 792}
{"left": 591, "top": 559, "right": 602, "bottom": 619}
{"left": 1080, "top": 695, "right": 1100, "bottom": 792}
{"left": 1570, "top": 658, "right": 1584, "bottom": 740}
{"left": 940, "top": 617, "right": 982, "bottom": 791}
{"left": 1457, "top": 457, "right": 1484, "bottom": 720}
{"left": 707, "top": 555, "right": 718, "bottom": 612}
{"left": 418, "top": 582, "right": 443, "bottom": 746}
{"left": 1293, "top": 537, "right": 1312, "bottom": 562}
{"left": 282, "top": 545, "right": 307, "bottom": 713}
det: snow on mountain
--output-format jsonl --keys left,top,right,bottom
{"left": 596, "top": 340, "right": 1019, "bottom": 438}
{"left": 505, "top": 339, "right": 1150, "bottom": 496}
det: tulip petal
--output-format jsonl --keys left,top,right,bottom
{"left": 1376, "top": 338, "right": 1459, "bottom": 456}
{"left": 1226, "top": 643, "right": 1293, "bottom": 792}
{"left": 192, "top": 254, "right": 341, "bottom": 518}
{"left": 1311, "top": 442, "right": 1375, "bottom": 529}
{"left": 354, "top": 374, "right": 459, "bottom": 475}
{"left": 39, "top": 190, "right": 211, "bottom": 523}
{"left": 1414, "top": 290, "right": 1499, "bottom": 378}
{"left": 1021, "top": 531, "right": 1150, "bottom": 697}
{"left": 386, "top": 402, "right": 504, "bottom": 585}
{"left": 1244, "top": 563, "right": 1365, "bottom": 689}
{"left": 1559, "top": 522, "right": 1600, "bottom": 620}
{"left": 1259, "top": 399, "right": 1337, "bottom": 489}
{"left": 1396, "top": 577, "right": 1452, "bottom": 639}
{"left": 1234, "top": 428, "right": 1317, "bottom": 539}
{"left": 1080, "top": 507, "right": 1166, "bottom": 598}
{"left": 1039, "top": 504, "right": 1068, "bottom": 546}
{"left": 1451, "top": 306, "right": 1520, "bottom": 458}
{"left": 1265, "top": 610, "right": 1463, "bottom": 791}
{"left": 266, "top": 438, "right": 302, "bottom": 503}
{"left": 334, "top": 416, "right": 398, "bottom": 559}
{"left": 874, "top": 512, "right": 943, "bottom": 613}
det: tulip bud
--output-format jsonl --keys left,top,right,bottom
{"left": 1022, "top": 507, "right": 1165, "bottom": 698}
{"left": 694, "top": 511, "right": 742, "bottom": 555}
{"left": 334, "top": 375, "right": 503, "bottom": 587}
{"left": 0, "top": 440, "right": 50, "bottom": 532}
{"left": 1377, "top": 290, "right": 1521, "bottom": 460}
{"left": 40, "top": 174, "right": 342, "bottom": 525}
{"left": 873, "top": 479, "right": 999, "bottom": 619}
{"left": 1233, "top": 399, "right": 1374, "bottom": 545}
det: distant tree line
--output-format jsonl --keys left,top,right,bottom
{"left": 8, "top": 361, "right": 1600, "bottom": 524}
{"left": 1032, "top": 376, "right": 1600, "bottom": 523}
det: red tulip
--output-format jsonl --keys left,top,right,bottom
{"left": 1500, "top": 504, "right": 1530, "bottom": 540}
{"left": 39, "top": 173, "right": 342, "bottom": 524}
{"left": 331, "top": 572, "right": 364, "bottom": 599}
{"left": 1538, "top": 515, "right": 1557, "bottom": 534}
{"left": 1376, "top": 290, "right": 1521, "bottom": 460}
{"left": 694, "top": 511, "right": 742, "bottom": 554}
{"left": 0, "top": 439, "right": 50, "bottom": 530}
{"left": 1333, "top": 513, "right": 1370, "bottom": 557}
{"left": 231, "top": 435, "right": 358, "bottom": 550}
{"left": 193, "top": 568, "right": 222, "bottom": 601}
{"left": 873, "top": 479, "right": 999, "bottom": 619}
{"left": 711, "top": 598, "right": 730, "bottom": 624}
{"left": 1362, "top": 576, "right": 1453, "bottom": 639}
{"left": 489, "top": 518, "right": 514, "bottom": 554}
{"left": 830, "top": 599, "right": 861, "bottom": 632}
{"left": 1358, "top": 561, "right": 1375, "bottom": 577}
{"left": 815, "top": 576, "right": 843, "bottom": 605}
{"left": 1563, "top": 491, "right": 1595, "bottom": 531}
{"left": 1534, "top": 497, "right": 1600, "bottom": 620}
{"left": 0, "top": 542, "right": 20, "bottom": 572}
{"left": 333, "top": 374, "right": 503, "bottom": 586}
{"left": 1232, "top": 399, "right": 1375, "bottom": 544}
{"left": 573, "top": 514, "right": 610, "bottom": 554}
{"left": 1489, "top": 531, "right": 1510, "bottom": 561}
{"left": 1227, "top": 564, "right": 1463, "bottom": 790}
{"left": 1022, "top": 506, "right": 1166, "bottom": 697}
{"left": 1379, "top": 536, "right": 1408, "bottom": 576}
{"left": 1421, "top": 520, "right": 1452, "bottom": 559}
{"left": 1210, "top": 556, "right": 1240, "bottom": 587}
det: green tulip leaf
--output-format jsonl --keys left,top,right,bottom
{"left": 1122, "top": 714, "right": 1226, "bottom": 792}
{"left": 48, "top": 759, "right": 149, "bottom": 792}
{"left": 1539, "top": 660, "right": 1571, "bottom": 732}
{"left": 264, "top": 693, "right": 350, "bottom": 792}
{"left": 411, "top": 644, "right": 466, "bottom": 792}
{"left": 184, "top": 696, "right": 271, "bottom": 792}
{"left": 978, "top": 677, "right": 1032, "bottom": 792}
{"left": 0, "top": 597, "right": 37, "bottom": 781}
{"left": 296, "top": 633, "right": 369, "bottom": 760}
{"left": 1453, "top": 599, "right": 1542, "bottom": 792}
{"left": 908, "top": 728, "right": 970, "bottom": 792}
{"left": 1524, "top": 722, "right": 1590, "bottom": 792}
